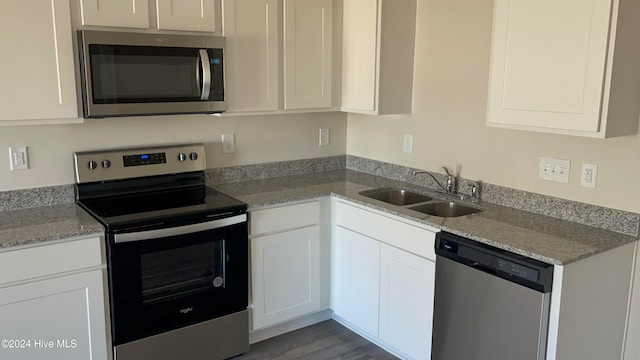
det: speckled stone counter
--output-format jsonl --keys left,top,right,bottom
{"left": 213, "top": 170, "right": 638, "bottom": 265}
{"left": 2, "top": 164, "right": 637, "bottom": 264}
{"left": 0, "top": 204, "right": 104, "bottom": 250}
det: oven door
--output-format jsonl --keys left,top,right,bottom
{"left": 107, "top": 214, "right": 248, "bottom": 345}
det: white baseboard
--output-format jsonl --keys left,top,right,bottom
{"left": 331, "top": 313, "right": 408, "bottom": 360}
{"left": 249, "top": 309, "right": 332, "bottom": 344}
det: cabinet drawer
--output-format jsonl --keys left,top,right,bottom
{"left": 251, "top": 201, "right": 320, "bottom": 235}
{"left": 0, "top": 236, "right": 103, "bottom": 285}
{"left": 335, "top": 200, "right": 436, "bottom": 261}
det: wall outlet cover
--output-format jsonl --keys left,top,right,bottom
{"left": 403, "top": 134, "right": 413, "bottom": 154}
{"left": 222, "top": 134, "right": 235, "bottom": 154}
{"left": 580, "top": 163, "right": 598, "bottom": 188}
{"left": 9, "top": 146, "right": 29, "bottom": 171}
{"left": 319, "top": 128, "right": 330, "bottom": 146}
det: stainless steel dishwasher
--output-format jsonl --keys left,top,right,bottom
{"left": 432, "top": 231, "right": 554, "bottom": 360}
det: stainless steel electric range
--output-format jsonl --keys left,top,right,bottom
{"left": 74, "top": 143, "right": 249, "bottom": 360}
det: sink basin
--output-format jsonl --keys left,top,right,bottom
{"left": 409, "top": 201, "right": 481, "bottom": 217}
{"left": 359, "top": 188, "right": 432, "bottom": 206}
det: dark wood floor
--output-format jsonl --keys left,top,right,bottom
{"left": 231, "top": 320, "right": 399, "bottom": 360}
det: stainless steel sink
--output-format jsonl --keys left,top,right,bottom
{"left": 409, "top": 201, "right": 481, "bottom": 217}
{"left": 359, "top": 188, "right": 433, "bottom": 206}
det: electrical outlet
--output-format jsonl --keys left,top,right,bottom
{"left": 538, "top": 157, "right": 570, "bottom": 183}
{"left": 221, "top": 134, "right": 235, "bottom": 154}
{"left": 403, "top": 134, "right": 413, "bottom": 154}
{"left": 9, "top": 146, "right": 29, "bottom": 170}
{"left": 581, "top": 163, "right": 597, "bottom": 188}
{"left": 319, "top": 128, "right": 330, "bottom": 146}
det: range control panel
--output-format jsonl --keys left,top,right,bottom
{"left": 74, "top": 144, "right": 206, "bottom": 184}
{"left": 123, "top": 152, "right": 167, "bottom": 167}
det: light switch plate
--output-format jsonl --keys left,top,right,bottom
{"left": 538, "top": 157, "right": 570, "bottom": 183}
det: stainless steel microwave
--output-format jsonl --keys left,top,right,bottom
{"left": 78, "top": 30, "right": 226, "bottom": 118}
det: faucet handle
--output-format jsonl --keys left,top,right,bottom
{"left": 442, "top": 166, "right": 452, "bottom": 176}
{"left": 468, "top": 181, "right": 481, "bottom": 201}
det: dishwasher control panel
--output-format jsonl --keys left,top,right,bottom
{"left": 435, "top": 232, "right": 553, "bottom": 293}
{"left": 495, "top": 258, "right": 538, "bottom": 282}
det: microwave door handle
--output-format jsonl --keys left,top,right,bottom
{"left": 199, "top": 49, "right": 211, "bottom": 100}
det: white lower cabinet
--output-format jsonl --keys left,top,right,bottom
{"left": 249, "top": 200, "right": 329, "bottom": 331}
{"left": 332, "top": 226, "right": 381, "bottom": 336}
{"left": 0, "top": 236, "right": 109, "bottom": 360}
{"left": 252, "top": 225, "right": 321, "bottom": 329}
{"left": 379, "top": 244, "right": 435, "bottom": 359}
{"left": 0, "top": 270, "right": 108, "bottom": 360}
{"left": 332, "top": 199, "right": 437, "bottom": 360}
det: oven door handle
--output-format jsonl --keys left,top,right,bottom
{"left": 114, "top": 214, "right": 246, "bottom": 243}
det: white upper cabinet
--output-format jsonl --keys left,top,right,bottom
{"left": 486, "top": 0, "right": 640, "bottom": 138}
{"left": 80, "top": 0, "right": 150, "bottom": 28}
{"left": 0, "top": 0, "right": 80, "bottom": 125}
{"left": 156, "top": 0, "right": 219, "bottom": 32}
{"left": 341, "top": 0, "right": 417, "bottom": 115}
{"left": 223, "top": 0, "right": 280, "bottom": 111}
{"left": 80, "top": 0, "right": 221, "bottom": 32}
{"left": 283, "top": 0, "right": 333, "bottom": 109}
{"left": 223, "top": 0, "right": 334, "bottom": 112}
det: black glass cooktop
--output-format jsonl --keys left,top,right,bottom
{"left": 78, "top": 186, "right": 246, "bottom": 230}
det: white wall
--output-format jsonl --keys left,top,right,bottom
{"left": 0, "top": 112, "right": 346, "bottom": 190}
{"left": 346, "top": 0, "right": 640, "bottom": 214}
{"left": 4, "top": 0, "right": 640, "bottom": 214}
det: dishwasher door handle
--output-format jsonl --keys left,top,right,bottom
{"left": 469, "top": 261, "right": 499, "bottom": 276}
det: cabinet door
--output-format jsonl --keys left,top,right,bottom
{"left": 0, "top": 270, "right": 109, "bottom": 360}
{"left": 80, "top": 0, "right": 150, "bottom": 28}
{"left": 223, "top": 0, "right": 279, "bottom": 111}
{"left": 487, "top": 0, "right": 612, "bottom": 133}
{"left": 379, "top": 244, "right": 435, "bottom": 360}
{"left": 0, "top": 0, "right": 79, "bottom": 123}
{"left": 252, "top": 225, "right": 321, "bottom": 330}
{"left": 341, "top": 0, "right": 377, "bottom": 112}
{"left": 283, "top": 0, "right": 332, "bottom": 109}
{"left": 156, "top": 0, "right": 219, "bottom": 32}
{"left": 332, "top": 226, "right": 380, "bottom": 337}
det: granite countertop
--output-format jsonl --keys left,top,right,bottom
{"left": 2, "top": 169, "right": 636, "bottom": 264}
{"left": 213, "top": 170, "right": 638, "bottom": 265}
{"left": 0, "top": 204, "right": 104, "bottom": 250}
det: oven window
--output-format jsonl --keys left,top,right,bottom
{"left": 140, "top": 240, "right": 225, "bottom": 304}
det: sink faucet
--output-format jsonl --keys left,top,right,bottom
{"left": 442, "top": 166, "right": 456, "bottom": 194}
{"left": 412, "top": 166, "right": 457, "bottom": 195}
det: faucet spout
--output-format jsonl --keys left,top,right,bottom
{"left": 412, "top": 169, "right": 454, "bottom": 194}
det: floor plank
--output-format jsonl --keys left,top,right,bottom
{"left": 231, "top": 320, "right": 399, "bottom": 360}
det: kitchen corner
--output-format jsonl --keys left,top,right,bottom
{"left": 3, "top": 0, "right": 640, "bottom": 358}
{"left": 211, "top": 156, "right": 638, "bottom": 266}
